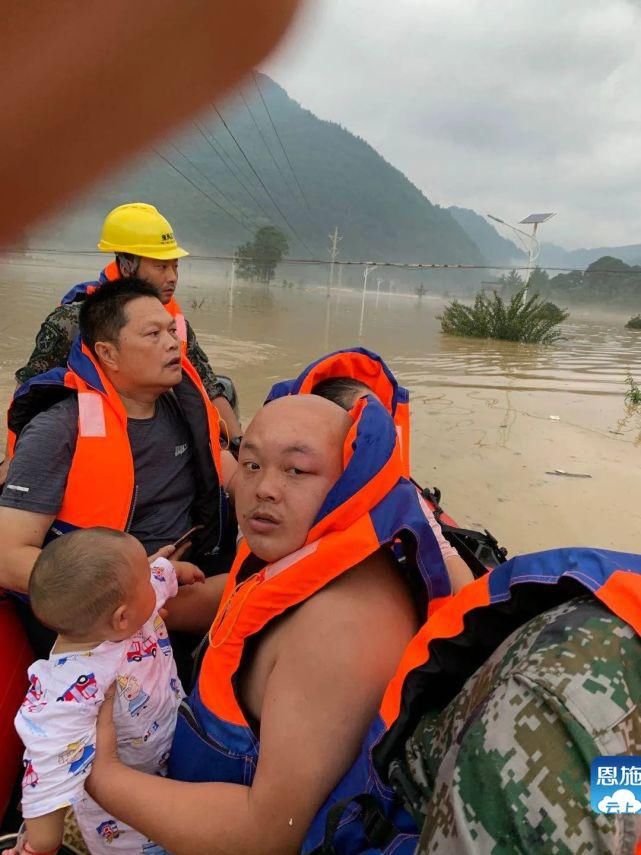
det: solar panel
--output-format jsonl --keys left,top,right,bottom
{"left": 519, "top": 213, "right": 556, "bottom": 224}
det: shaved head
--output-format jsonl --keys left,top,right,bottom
{"left": 248, "top": 394, "right": 352, "bottom": 448}
{"left": 236, "top": 394, "right": 352, "bottom": 562}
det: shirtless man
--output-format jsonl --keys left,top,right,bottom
{"left": 87, "top": 394, "right": 422, "bottom": 855}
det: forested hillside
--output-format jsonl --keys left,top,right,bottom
{"left": 26, "top": 75, "right": 484, "bottom": 269}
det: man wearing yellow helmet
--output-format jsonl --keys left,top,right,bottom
{"left": 0, "top": 204, "right": 241, "bottom": 483}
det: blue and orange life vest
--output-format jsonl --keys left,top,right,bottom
{"left": 168, "top": 395, "right": 453, "bottom": 853}
{"left": 267, "top": 346, "right": 412, "bottom": 478}
{"left": 314, "top": 546, "right": 641, "bottom": 854}
{"left": 61, "top": 260, "right": 188, "bottom": 344}
{"left": 265, "top": 347, "right": 464, "bottom": 535}
{"left": 7, "top": 337, "right": 225, "bottom": 560}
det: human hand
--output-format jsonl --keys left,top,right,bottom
{"left": 173, "top": 561, "right": 206, "bottom": 586}
{"left": 6, "top": 820, "right": 62, "bottom": 855}
{"left": 86, "top": 688, "right": 119, "bottom": 800}
{"left": 148, "top": 542, "right": 191, "bottom": 564}
{"left": 7, "top": 837, "right": 60, "bottom": 855}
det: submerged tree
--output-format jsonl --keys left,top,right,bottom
{"left": 439, "top": 287, "right": 568, "bottom": 344}
{"left": 235, "top": 226, "right": 289, "bottom": 284}
{"left": 626, "top": 315, "right": 641, "bottom": 330}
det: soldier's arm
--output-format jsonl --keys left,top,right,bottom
{"left": 185, "top": 319, "right": 242, "bottom": 437}
{"left": 416, "top": 672, "right": 631, "bottom": 855}
{"left": 184, "top": 319, "right": 219, "bottom": 401}
{"left": 15, "top": 305, "right": 78, "bottom": 384}
{"left": 2, "top": 307, "right": 76, "bottom": 486}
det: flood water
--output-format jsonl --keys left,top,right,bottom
{"left": 1, "top": 253, "right": 640, "bottom": 556}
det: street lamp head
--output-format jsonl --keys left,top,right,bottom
{"left": 519, "top": 213, "right": 556, "bottom": 225}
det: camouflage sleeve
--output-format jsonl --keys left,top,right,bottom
{"left": 14, "top": 305, "right": 79, "bottom": 384}
{"left": 404, "top": 599, "right": 641, "bottom": 855}
{"left": 185, "top": 319, "right": 220, "bottom": 402}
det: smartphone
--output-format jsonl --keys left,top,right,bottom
{"left": 173, "top": 525, "right": 204, "bottom": 551}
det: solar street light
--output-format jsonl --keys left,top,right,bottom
{"left": 487, "top": 212, "right": 556, "bottom": 299}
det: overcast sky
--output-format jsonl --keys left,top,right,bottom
{"left": 264, "top": 0, "right": 641, "bottom": 249}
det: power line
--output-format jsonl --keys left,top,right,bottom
{"left": 252, "top": 71, "right": 316, "bottom": 218}
{"left": 167, "top": 141, "right": 257, "bottom": 232}
{"left": 192, "top": 119, "right": 275, "bottom": 227}
{"left": 152, "top": 148, "right": 253, "bottom": 236}
{"left": 238, "top": 91, "right": 297, "bottom": 204}
{"left": 241, "top": 86, "right": 328, "bottom": 246}
{"left": 212, "top": 105, "right": 316, "bottom": 257}
{"left": 7, "top": 246, "right": 641, "bottom": 278}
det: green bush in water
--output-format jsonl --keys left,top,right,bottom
{"left": 626, "top": 314, "right": 641, "bottom": 330}
{"left": 539, "top": 301, "right": 567, "bottom": 323}
{"left": 439, "top": 287, "right": 568, "bottom": 344}
{"left": 625, "top": 374, "right": 641, "bottom": 405}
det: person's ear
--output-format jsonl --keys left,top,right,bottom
{"left": 111, "top": 604, "right": 128, "bottom": 633}
{"left": 94, "top": 340, "right": 119, "bottom": 371}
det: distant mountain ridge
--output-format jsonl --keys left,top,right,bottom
{"left": 27, "top": 75, "right": 484, "bottom": 270}
{"left": 448, "top": 207, "right": 525, "bottom": 266}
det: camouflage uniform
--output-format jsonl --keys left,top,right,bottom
{"left": 14, "top": 302, "right": 223, "bottom": 402}
{"left": 398, "top": 597, "right": 641, "bottom": 854}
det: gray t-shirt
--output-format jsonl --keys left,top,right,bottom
{"left": 1, "top": 393, "right": 195, "bottom": 554}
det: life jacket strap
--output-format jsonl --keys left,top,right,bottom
{"left": 387, "top": 757, "right": 428, "bottom": 828}
{"left": 311, "top": 793, "right": 400, "bottom": 855}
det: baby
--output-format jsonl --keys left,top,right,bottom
{"left": 12, "top": 527, "right": 203, "bottom": 855}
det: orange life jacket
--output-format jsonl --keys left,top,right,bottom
{"left": 266, "top": 347, "right": 411, "bottom": 477}
{"left": 7, "top": 338, "right": 224, "bottom": 557}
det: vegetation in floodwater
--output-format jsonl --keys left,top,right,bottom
{"left": 625, "top": 374, "right": 641, "bottom": 405}
{"left": 235, "top": 226, "right": 289, "bottom": 284}
{"left": 539, "top": 302, "right": 566, "bottom": 323}
{"left": 626, "top": 315, "right": 641, "bottom": 330}
{"left": 439, "top": 287, "right": 568, "bottom": 344}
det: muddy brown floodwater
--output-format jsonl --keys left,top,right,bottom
{"left": 1, "top": 253, "right": 640, "bottom": 556}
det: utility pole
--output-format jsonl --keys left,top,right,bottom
{"left": 375, "top": 277, "right": 383, "bottom": 309}
{"left": 359, "top": 264, "right": 377, "bottom": 340}
{"left": 328, "top": 227, "right": 342, "bottom": 294}
{"left": 229, "top": 257, "right": 236, "bottom": 308}
{"left": 227, "top": 257, "right": 236, "bottom": 335}
{"left": 335, "top": 263, "right": 343, "bottom": 307}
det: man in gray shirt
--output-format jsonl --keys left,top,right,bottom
{"left": 0, "top": 277, "right": 229, "bottom": 656}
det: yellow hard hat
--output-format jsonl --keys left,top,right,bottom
{"left": 97, "top": 203, "right": 189, "bottom": 260}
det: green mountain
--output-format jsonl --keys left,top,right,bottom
{"left": 27, "top": 75, "right": 484, "bottom": 272}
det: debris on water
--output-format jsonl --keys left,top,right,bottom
{"left": 545, "top": 469, "right": 592, "bottom": 478}
{"left": 549, "top": 415, "right": 560, "bottom": 421}
{"left": 288, "top": 818, "right": 294, "bottom": 827}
